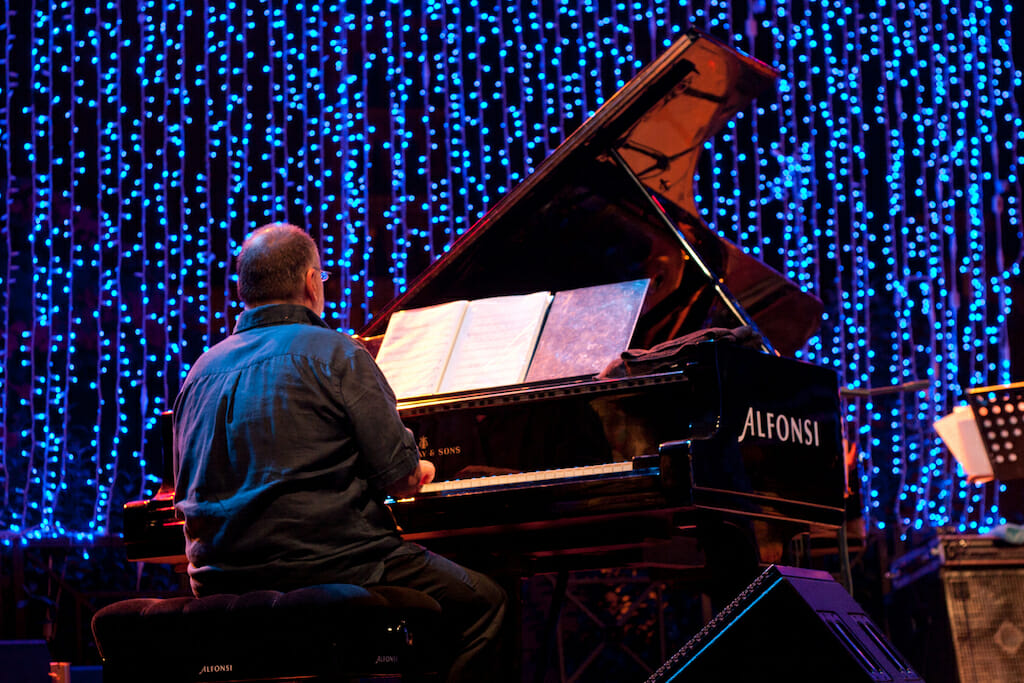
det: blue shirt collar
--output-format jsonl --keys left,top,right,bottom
{"left": 233, "top": 304, "right": 329, "bottom": 334}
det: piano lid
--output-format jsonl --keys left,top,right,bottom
{"left": 360, "top": 30, "right": 823, "bottom": 357}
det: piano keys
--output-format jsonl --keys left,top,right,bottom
{"left": 417, "top": 461, "right": 642, "bottom": 495}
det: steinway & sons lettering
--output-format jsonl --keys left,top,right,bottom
{"left": 417, "top": 435, "right": 460, "bottom": 459}
{"left": 739, "top": 407, "right": 820, "bottom": 447}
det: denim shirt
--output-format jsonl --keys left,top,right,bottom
{"left": 172, "top": 304, "right": 420, "bottom": 595}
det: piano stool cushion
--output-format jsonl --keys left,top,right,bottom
{"left": 90, "top": 583, "right": 444, "bottom": 682}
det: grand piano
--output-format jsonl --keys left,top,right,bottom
{"left": 124, "top": 30, "right": 846, "bottom": 591}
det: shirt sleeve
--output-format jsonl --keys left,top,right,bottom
{"left": 336, "top": 340, "right": 421, "bottom": 490}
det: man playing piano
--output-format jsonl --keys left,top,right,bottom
{"left": 172, "top": 222, "right": 506, "bottom": 682}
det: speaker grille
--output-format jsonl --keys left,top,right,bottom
{"left": 942, "top": 567, "right": 1024, "bottom": 683}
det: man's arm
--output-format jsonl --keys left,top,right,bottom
{"left": 385, "top": 459, "right": 436, "bottom": 499}
{"left": 338, "top": 340, "right": 437, "bottom": 498}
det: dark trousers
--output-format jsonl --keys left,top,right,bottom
{"left": 373, "top": 543, "right": 508, "bottom": 682}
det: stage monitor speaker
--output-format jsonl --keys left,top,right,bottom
{"left": 645, "top": 565, "right": 923, "bottom": 683}
{"left": 939, "top": 535, "right": 1024, "bottom": 683}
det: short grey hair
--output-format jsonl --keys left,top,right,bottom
{"left": 236, "top": 223, "right": 319, "bottom": 306}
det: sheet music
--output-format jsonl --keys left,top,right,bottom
{"left": 935, "top": 405, "right": 994, "bottom": 483}
{"left": 438, "top": 292, "right": 553, "bottom": 394}
{"left": 374, "top": 300, "right": 469, "bottom": 399}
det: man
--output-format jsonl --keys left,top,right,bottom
{"left": 173, "top": 223, "right": 506, "bottom": 681}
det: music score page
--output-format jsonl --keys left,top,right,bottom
{"left": 374, "top": 300, "right": 469, "bottom": 399}
{"left": 438, "top": 291, "right": 553, "bottom": 394}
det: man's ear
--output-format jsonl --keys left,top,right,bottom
{"left": 303, "top": 267, "right": 319, "bottom": 305}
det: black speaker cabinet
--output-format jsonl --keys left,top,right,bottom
{"left": 645, "top": 565, "right": 923, "bottom": 682}
{"left": 938, "top": 535, "right": 1024, "bottom": 683}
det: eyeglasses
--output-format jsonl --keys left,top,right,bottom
{"left": 317, "top": 269, "right": 331, "bottom": 282}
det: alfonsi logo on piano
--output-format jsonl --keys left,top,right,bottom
{"left": 739, "top": 407, "right": 821, "bottom": 447}
{"left": 198, "top": 663, "right": 233, "bottom": 675}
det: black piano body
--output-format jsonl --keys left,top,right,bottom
{"left": 391, "top": 341, "right": 842, "bottom": 571}
{"left": 124, "top": 30, "right": 846, "bottom": 580}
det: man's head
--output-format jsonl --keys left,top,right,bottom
{"left": 237, "top": 223, "right": 325, "bottom": 316}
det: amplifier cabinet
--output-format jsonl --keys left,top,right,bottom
{"left": 939, "top": 535, "right": 1024, "bottom": 683}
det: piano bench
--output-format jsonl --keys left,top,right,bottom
{"left": 90, "top": 583, "right": 444, "bottom": 683}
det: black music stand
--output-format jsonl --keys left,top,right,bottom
{"left": 967, "top": 381, "right": 1024, "bottom": 482}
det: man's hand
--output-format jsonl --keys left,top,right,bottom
{"left": 387, "top": 459, "right": 435, "bottom": 499}
{"left": 417, "top": 459, "right": 436, "bottom": 487}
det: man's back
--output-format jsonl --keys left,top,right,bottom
{"left": 173, "top": 303, "right": 420, "bottom": 596}
{"left": 172, "top": 224, "right": 506, "bottom": 680}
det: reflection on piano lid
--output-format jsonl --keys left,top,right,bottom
{"left": 359, "top": 29, "right": 823, "bottom": 358}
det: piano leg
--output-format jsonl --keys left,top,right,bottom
{"left": 696, "top": 515, "right": 762, "bottom": 611}
{"left": 698, "top": 513, "right": 852, "bottom": 612}
{"left": 530, "top": 569, "right": 569, "bottom": 683}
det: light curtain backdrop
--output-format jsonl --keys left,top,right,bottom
{"left": 0, "top": 0, "right": 1020, "bottom": 546}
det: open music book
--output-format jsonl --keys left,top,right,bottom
{"left": 438, "top": 291, "right": 554, "bottom": 394}
{"left": 375, "top": 292, "right": 553, "bottom": 399}
{"left": 374, "top": 279, "right": 650, "bottom": 399}
{"left": 372, "top": 299, "right": 472, "bottom": 399}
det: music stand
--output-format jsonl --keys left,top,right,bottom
{"left": 967, "top": 381, "right": 1024, "bottom": 481}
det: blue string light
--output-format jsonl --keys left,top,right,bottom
{"left": 0, "top": 0, "right": 1020, "bottom": 546}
